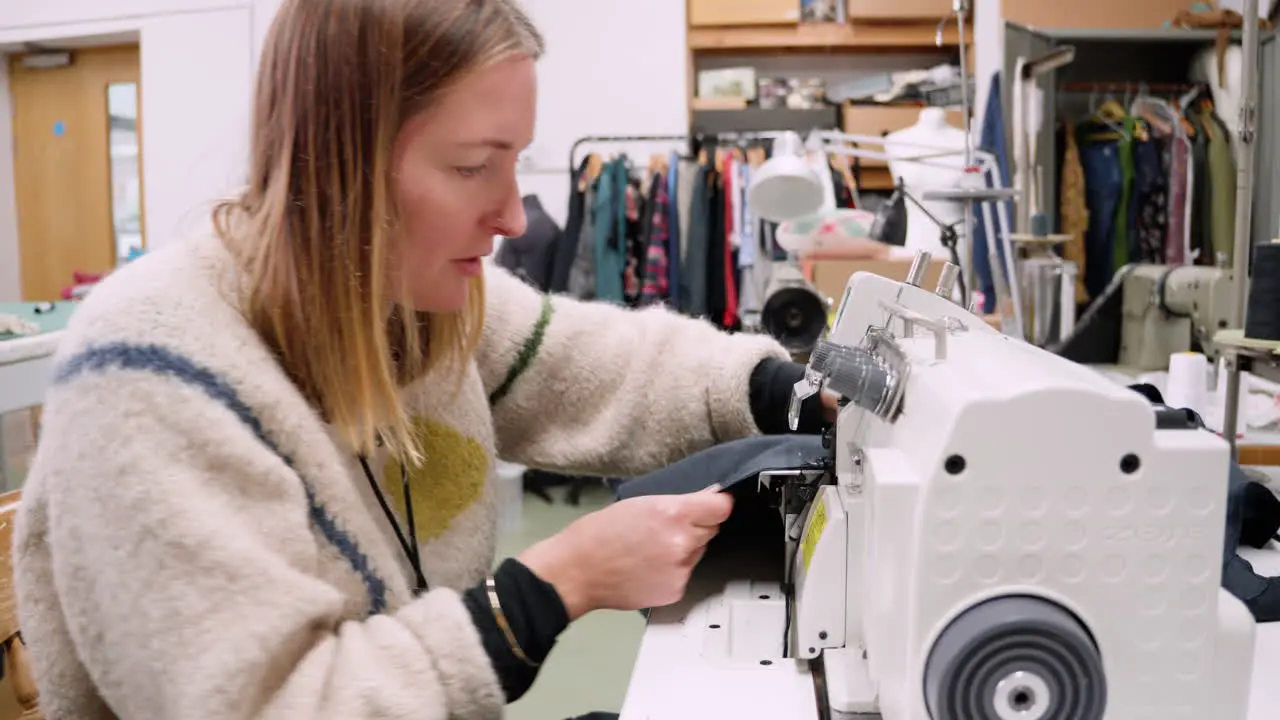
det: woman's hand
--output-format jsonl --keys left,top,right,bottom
{"left": 517, "top": 488, "right": 734, "bottom": 621}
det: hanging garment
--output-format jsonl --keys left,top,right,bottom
{"left": 551, "top": 157, "right": 591, "bottom": 293}
{"left": 737, "top": 162, "right": 752, "bottom": 316}
{"left": 666, "top": 153, "right": 682, "bottom": 307}
{"left": 567, "top": 180, "right": 598, "bottom": 299}
{"left": 973, "top": 72, "right": 1015, "bottom": 314}
{"left": 737, "top": 163, "right": 755, "bottom": 270}
{"left": 494, "top": 195, "right": 563, "bottom": 291}
{"left": 640, "top": 172, "right": 672, "bottom": 304}
{"left": 706, "top": 167, "right": 728, "bottom": 327}
{"left": 1078, "top": 136, "right": 1123, "bottom": 300}
{"left": 1131, "top": 133, "right": 1169, "bottom": 264}
{"left": 1204, "top": 109, "right": 1237, "bottom": 265}
{"left": 722, "top": 156, "right": 739, "bottom": 329}
{"left": 1059, "top": 120, "right": 1091, "bottom": 305}
{"left": 1187, "top": 112, "right": 1212, "bottom": 264}
{"left": 623, "top": 177, "right": 647, "bottom": 304}
{"left": 592, "top": 159, "right": 628, "bottom": 304}
{"left": 1131, "top": 96, "right": 1192, "bottom": 266}
{"left": 1168, "top": 135, "right": 1193, "bottom": 265}
{"left": 682, "top": 165, "right": 712, "bottom": 317}
{"left": 676, "top": 159, "right": 699, "bottom": 264}
{"left": 633, "top": 172, "right": 658, "bottom": 303}
{"left": 1111, "top": 117, "right": 1137, "bottom": 270}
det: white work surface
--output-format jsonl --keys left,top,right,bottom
{"left": 0, "top": 332, "right": 63, "bottom": 415}
{"left": 0, "top": 331, "right": 63, "bottom": 487}
{"left": 620, "top": 539, "right": 1280, "bottom": 720}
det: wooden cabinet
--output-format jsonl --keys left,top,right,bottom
{"left": 688, "top": 0, "right": 800, "bottom": 27}
{"left": 841, "top": 104, "right": 964, "bottom": 167}
{"left": 846, "top": 0, "right": 956, "bottom": 21}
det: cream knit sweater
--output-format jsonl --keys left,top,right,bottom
{"left": 13, "top": 234, "right": 788, "bottom": 719}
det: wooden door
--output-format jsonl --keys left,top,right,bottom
{"left": 9, "top": 45, "right": 142, "bottom": 302}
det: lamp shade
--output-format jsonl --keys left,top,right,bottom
{"left": 747, "top": 131, "right": 824, "bottom": 223}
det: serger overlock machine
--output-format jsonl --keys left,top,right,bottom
{"left": 620, "top": 251, "right": 1256, "bottom": 720}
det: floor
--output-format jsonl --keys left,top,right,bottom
{"left": 495, "top": 480, "right": 645, "bottom": 719}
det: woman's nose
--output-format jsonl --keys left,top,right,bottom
{"left": 491, "top": 177, "right": 527, "bottom": 238}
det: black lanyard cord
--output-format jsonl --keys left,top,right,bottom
{"left": 357, "top": 455, "right": 429, "bottom": 593}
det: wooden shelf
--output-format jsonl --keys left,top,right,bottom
{"left": 688, "top": 22, "right": 968, "bottom": 53}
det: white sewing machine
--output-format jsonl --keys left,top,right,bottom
{"left": 620, "top": 252, "right": 1257, "bottom": 720}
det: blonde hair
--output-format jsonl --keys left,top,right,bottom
{"left": 213, "top": 0, "right": 543, "bottom": 460}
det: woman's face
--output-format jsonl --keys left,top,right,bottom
{"left": 390, "top": 55, "right": 536, "bottom": 312}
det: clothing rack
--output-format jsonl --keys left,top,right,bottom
{"left": 568, "top": 131, "right": 782, "bottom": 170}
{"left": 1057, "top": 81, "right": 1205, "bottom": 93}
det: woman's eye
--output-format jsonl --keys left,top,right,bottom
{"left": 455, "top": 164, "right": 488, "bottom": 178}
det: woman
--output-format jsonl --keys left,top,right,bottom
{"left": 13, "top": 0, "right": 831, "bottom": 717}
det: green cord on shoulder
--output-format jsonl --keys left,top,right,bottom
{"left": 489, "top": 293, "right": 555, "bottom": 406}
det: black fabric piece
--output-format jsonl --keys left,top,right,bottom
{"left": 614, "top": 437, "right": 810, "bottom": 563}
{"left": 1241, "top": 481, "right": 1280, "bottom": 550}
{"left": 615, "top": 435, "right": 827, "bottom": 501}
{"left": 1126, "top": 382, "right": 1164, "bottom": 405}
{"left": 1125, "top": 383, "right": 1280, "bottom": 622}
{"left": 749, "top": 358, "right": 829, "bottom": 435}
{"left": 550, "top": 158, "right": 590, "bottom": 293}
{"left": 461, "top": 558, "right": 569, "bottom": 703}
{"left": 496, "top": 195, "right": 563, "bottom": 292}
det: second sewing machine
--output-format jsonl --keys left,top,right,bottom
{"left": 620, "top": 252, "right": 1255, "bottom": 720}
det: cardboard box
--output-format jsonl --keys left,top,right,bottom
{"left": 807, "top": 257, "right": 947, "bottom": 304}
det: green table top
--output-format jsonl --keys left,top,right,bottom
{"left": 0, "top": 301, "right": 76, "bottom": 339}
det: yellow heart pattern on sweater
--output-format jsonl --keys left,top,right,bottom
{"left": 383, "top": 418, "right": 489, "bottom": 542}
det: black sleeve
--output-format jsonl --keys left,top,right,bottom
{"left": 461, "top": 558, "right": 570, "bottom": 703}
{"left": 748, "top": 357, "right": 829, "bottom": 435}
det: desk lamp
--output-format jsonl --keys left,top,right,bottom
{"left": 741, "top": 131, "right": 830, "bottom": 356}
{"left": 748, "top": 130, "right": 1024, "bottom": 339}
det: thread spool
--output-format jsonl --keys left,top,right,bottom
{"left": 1166, "top": 351, "right": 1209, "bottom": 414}
{"left": 1029, "top": 212, "right": 1050, "bottom": 237}
{"left": 1245, "top": 241, "right": 1280, "bottom": 340}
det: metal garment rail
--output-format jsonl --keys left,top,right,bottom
{"left": 567, "top": 131, "right": 783, "bottom": 170}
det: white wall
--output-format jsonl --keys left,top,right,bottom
{"left": 0, "top": 0, "right": 280, "bottom": 301}
{"left": 0, "top": 0, "right": 1002, "bottom": 298}
{"left": 139, "top": 9, "right": 252, "bottom": 247}
{"left": 973, "top": 0, "right": 1003, "bottom": 138}
{"left": 0, "top": 0, "right": 684, "bottom": 298}
{"left": 516, "top": 0, "right": 689, "bottom": 228}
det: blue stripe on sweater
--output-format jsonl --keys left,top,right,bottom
{"left": 54, "top": 342, "right": 389, "bottom": 614}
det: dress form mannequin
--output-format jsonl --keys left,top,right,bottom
{"left": 883, "top": 108, "right": 968, "bottom": 256}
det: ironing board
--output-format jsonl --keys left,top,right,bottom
{"left": 0, "top": 302, "right": 75, "bottom": 487}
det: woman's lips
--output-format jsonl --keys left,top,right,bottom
{"left": 453, "top": 257, "right": 483, "bottom": 276}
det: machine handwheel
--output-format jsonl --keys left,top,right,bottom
{"left": 922, "top": 595, "right": 1106, "bottom": 720}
